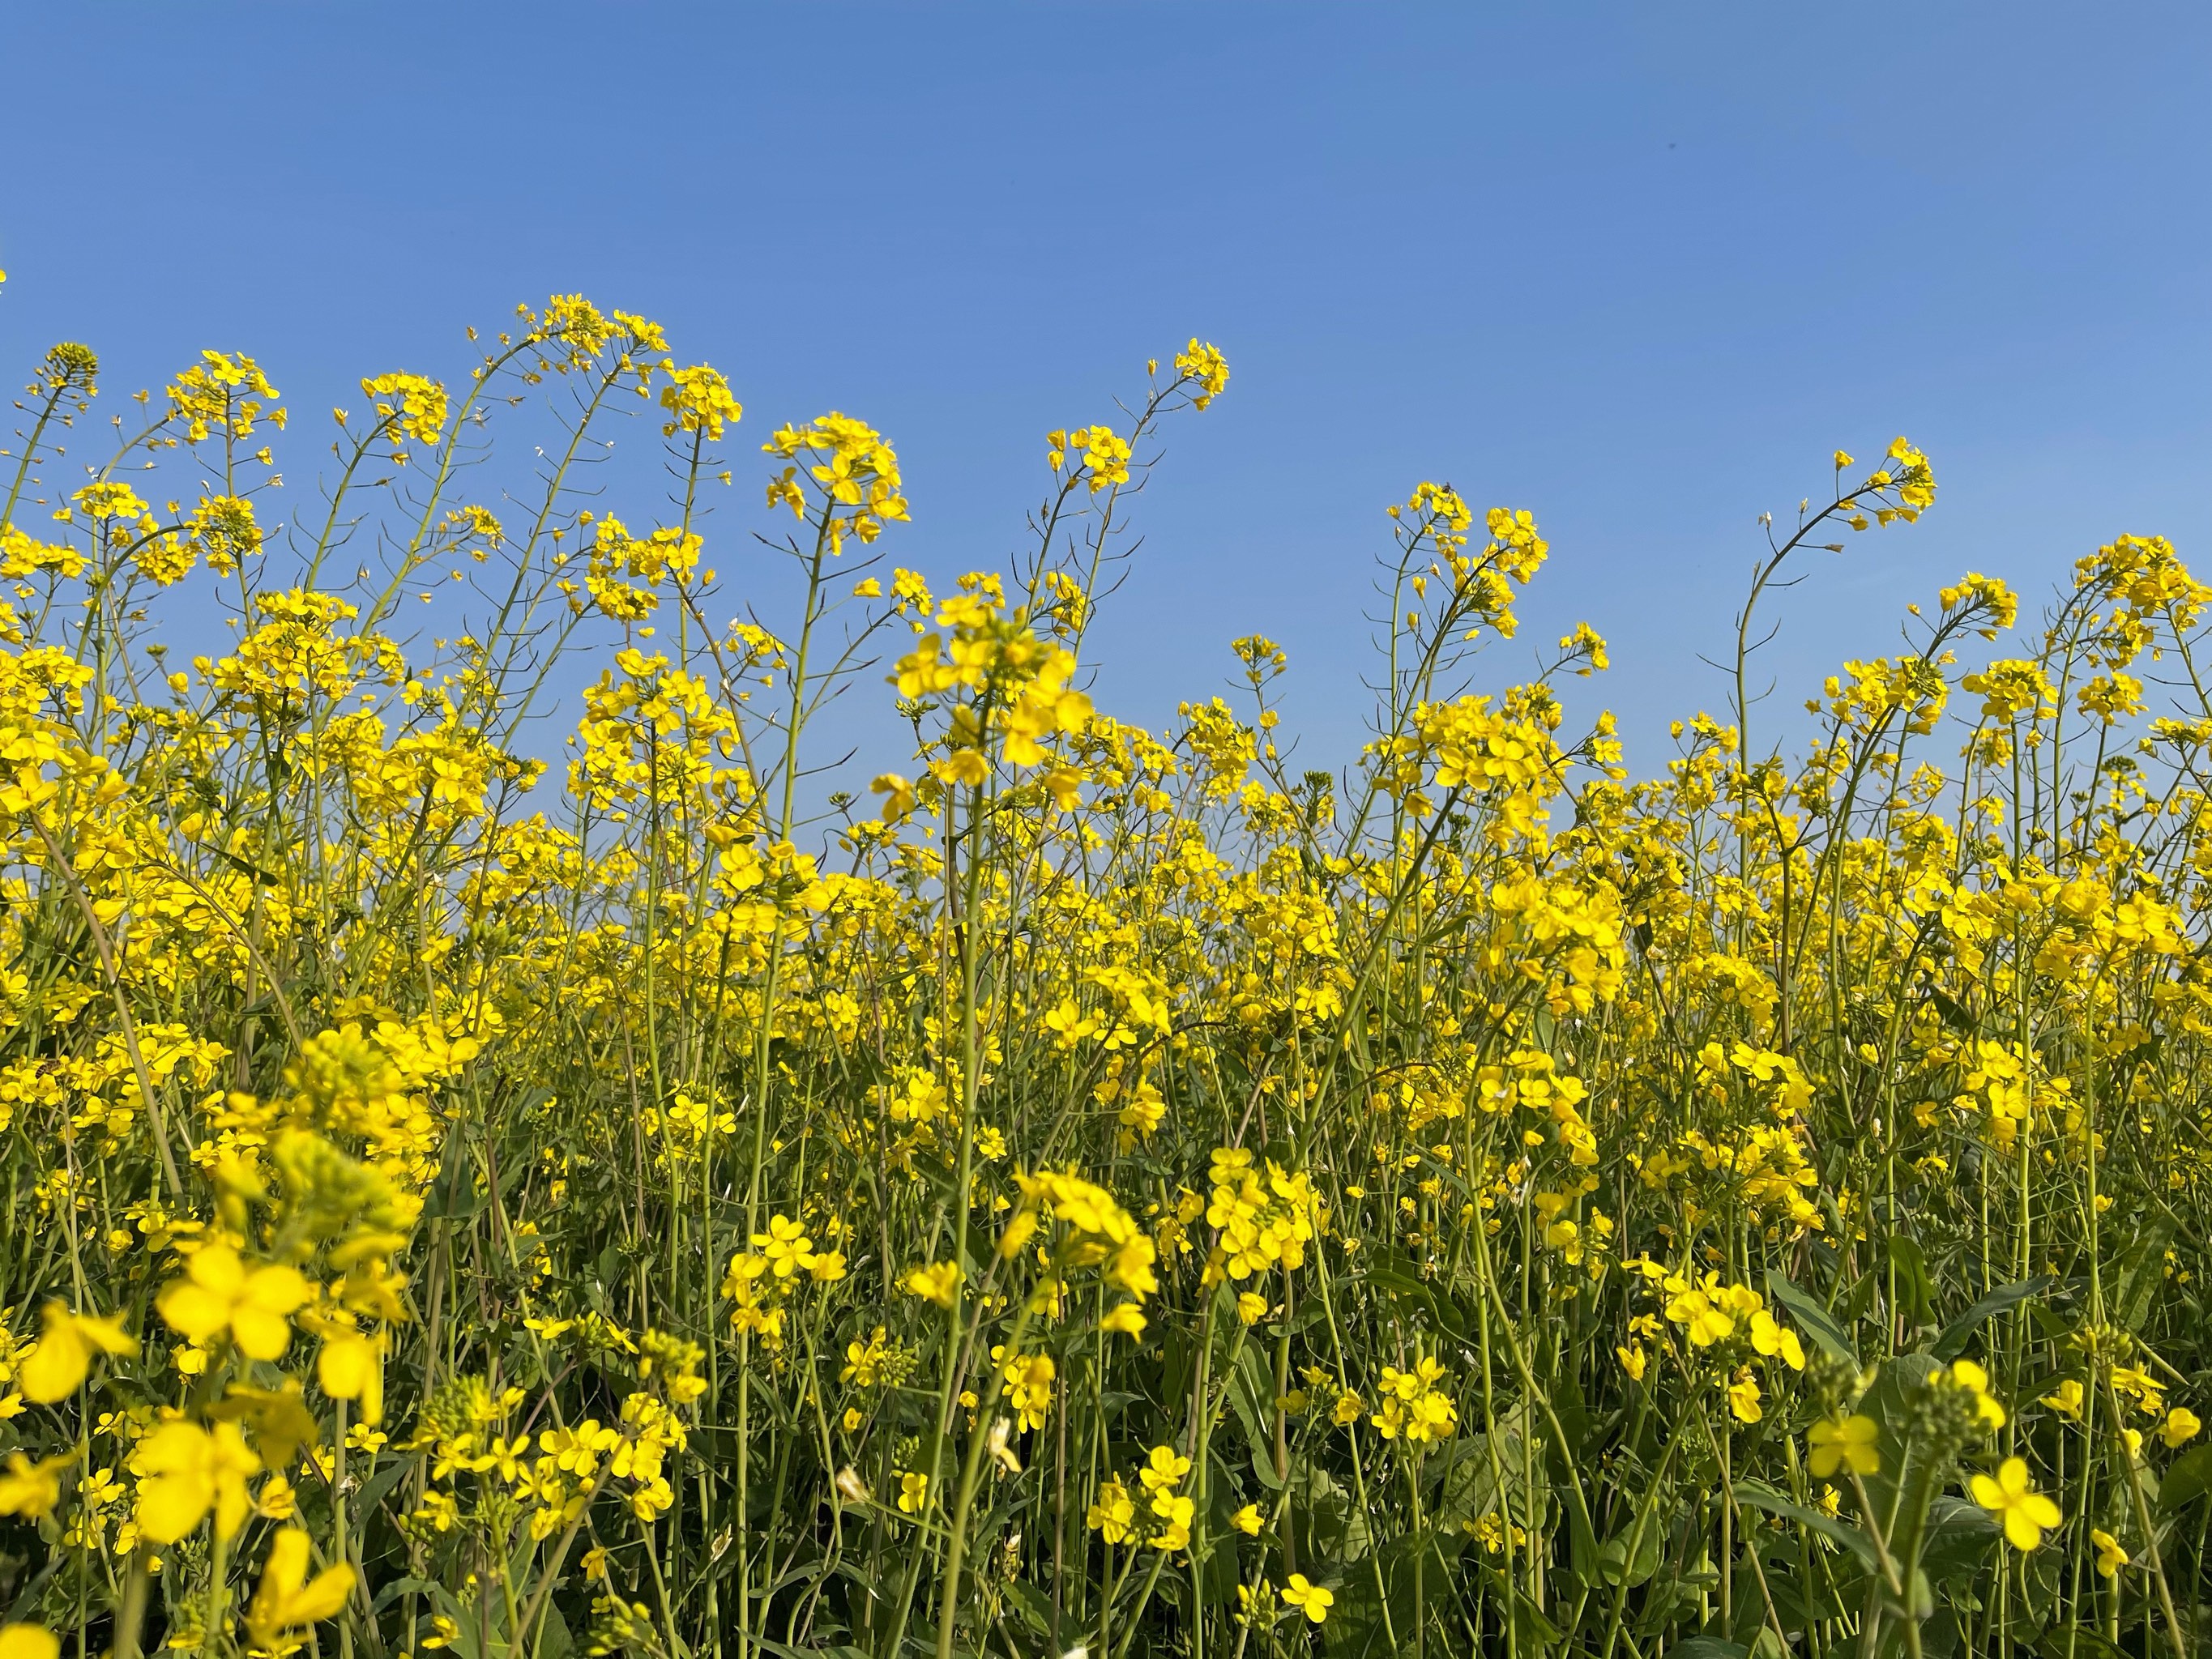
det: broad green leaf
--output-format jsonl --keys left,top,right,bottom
{"left": 1932, "top": 1276, "right": 2049, "bottom": 1361}
{"left": 1732, "top": 1479, "right": 1881, "bottom": 1570}
{"left": 1766, "top": 1270, "right": 1856, "bottom": 1363}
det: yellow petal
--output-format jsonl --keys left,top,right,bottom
{"left": 189, "top": 1244, "right": 247, "bottom": 1295}
{"left": 0, "top": 1626, "right": 60, "bottom": 1659}
{"left": 244, "top": 1264, "right": 312, "bottom": 1316}
{"left": 257, "top": 1526, "right": 313, "bottom": 1599}
{"left": 73, "top": 1311, "right": 137, "bottom": 1358}
{"left": 289, "top": 1563, "right": 357, "bottom": 1623}
{"left": 137, "top": 1470, "right": 213, "bottom": 1544}
{"left": 215, "top": 1477, "right": 254, "bottom": 1542}
{"left": 158, "top": 1281, "right": 235, "bottom": 1343}
{"left": 229, "top": 1305, "right": 294, "bottom": 1363}
{"left": 16, "top": 1334, "right": 86, "bottom": 1405}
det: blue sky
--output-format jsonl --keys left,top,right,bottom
{"left": 2, "top": 4, "right": 2206, "bottom": 785}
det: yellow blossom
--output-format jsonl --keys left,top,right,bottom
{"left": 1971, "top": 1457, "right": 2062, "bottom": 1551}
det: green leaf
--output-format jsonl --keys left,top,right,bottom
{"left": 1919, "top": 1495, "right": 2001, "bottom": 1584}
{"left": 2113, "top": 1219, "right": 2177, "bottom": 1333}
{"left": 1886, "top": 1235, "right": 1935, "bottom": 1328}
{"left": 1732, "top": 1480, "right": 1881, "bottom": 1570}
{"left": 1766, "top": 1271, "right": 1856, "bottom": 1364}
{"left": 2034, "top": 1626, "right": 2127, "bottom": 1659}
{"left": 1596, "top": 1520, "right": 1661, "bottom": 1588}
{"left": 1002, "top": 1581, "right": 1055, "bottom": 1637}
{"left": 2155, "top": 1442, "right": 2212, "bottom": 1512}
{"left": 1932, "top": 1277, "right": 2049, "bottom": 1361}
{"left": 1668, "top": 1639, "right": 1749, "bottom": 1659}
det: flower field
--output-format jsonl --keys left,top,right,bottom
{"left": 0, "top": 292, "right": 2208, "bottom": 1659}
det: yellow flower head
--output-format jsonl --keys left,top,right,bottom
{"left": 1280, "top": 1574, "right": 1334, "bottom": 1624}
{"left": 903, "top": 1261, "right": 963, "bottom": 1309}
{"left": 17, "top": 1303, "right": 136, "bottom": 1403}
{"left": 0, "top": 1451, "right": 72, "bottom": 1519}
{"left": 1807, "top": 1415, "right": 1880, "bottom": 1479}
{"left": 245, "top": 1529, "right": 357, "bottom": 1648}
{"left": 1971, "top": 1457, "right": 2061, "bottom": 1551}
{"left": 2090, "top": 1528, "right": 2129, "bottom": 1579}
{"left": 158, "top": 1243, "right": 311, "bottom": 1363}
{"left": 135, "top": 1419, "right": 263, "bottom": 1543}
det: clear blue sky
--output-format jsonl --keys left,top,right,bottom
{"left": 2, "top": 5, "right": 2206, "bottom": 783}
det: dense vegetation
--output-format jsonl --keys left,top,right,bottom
{"left": 0, "top": 289, "right": 2206, "bottom": 1659}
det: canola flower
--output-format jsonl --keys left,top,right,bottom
{"left": 0, "top": 277, "right": 2200, "bottom": 1659}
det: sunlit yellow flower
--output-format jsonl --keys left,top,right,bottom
{"left": 1808, "top": 1415, "right": 1880, "bottom": 1478}
{"left": 2090, "top": 1529, "right": 2129, "bottom": 1579}
{"left": 0, "top": 1452, "right": 71, "bottom": 1519}
{"left": 317, "top": 1328, "right": 386, "bottom": 1426}
{"left": 1087, "top": 1475, "right": 1134, "bottom": 1543}
{"left": 17, "top": 1303, "right": 135, "bottom": 1402}
{"left": 244, "top": 1529, "right": 356, "bottom": 1648}
{"left": 1971, "top": 1457, "right": 2062, "bottom": 1551}
{"left": 1727, "top": 1369, "right": 1762, "bottom": 1424}
{"left": 135, "top": 1420, "right": 262, "bottom": 1543}
{"left": 157, "top": 1244, "right": 311, "bottom": 1362}
{"left": 1280, "top": 1574, "right": 1333, "bottom": 1624}
{"left": 904, "top": 1261, "right": 963, "bottom": 1308}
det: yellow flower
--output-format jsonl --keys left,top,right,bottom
{"left": 317, "top": 1328, "right": 386, "bottom": 1426}
{"left": 17, "top": 1303, "right": 136, "bottom": 1402}
{"left": 1235, "top": 1291, "right": 1269, "bottom": 1326}
{"left": 2161, "top": 1407, "right": 2201, "bottom": 1448}
{"left": 904, "top": 1261, "right": 963, "bottom": 1308}
{"left": 751, "top": 1214, "right": 818, "bottom": 1278}
{"left": 1808, "top": 1415, "right": 1880, "bottom": 1478}
{"left": 135, "top": 1420, "right": 263, "bottom": 1543}
{"left": 1280, "top": 1574, "right": 1334, "bottom": 1623}
{"left": 0, "top": 1452, "right": 72, "bottom": 1519}
{"left": 897, "top": 1471, "right": 928, "bottom": 1514}
{"left": 1231, "top": 1503, "right": 1263, "bottom": 1536}
{"left": 1087, "top": 1475, "right": 1135, "bottom": 1543}
{"left": 1138, "top": 1445, "right": 1190, "bottom": 1495}
{"left": 659, "top": 361, "right": 742, "bottom": 441}
{"left": 1100, "top": 1304, "right": 1147, "bottom": 1337}
{"left": 1971, "top": 1457, "right": 2062, "bottom": 1551}
{"left": 1727, "top": 1369, "right": 1762, "bottom": 1424}
{"left": 1666, "top": 1290, "right": 1733, "bottom": 1347}
{"left": 1616, "top": 1343, "right": 1648, "bottom": 1383}
{"left": 1748, "top": 1310, "right": 1805, "bottom": 1371}
{"left": 2040, "top": 1380, "right": 2085, "bottom": 1421}
{"left": 2090, "top": 1529, "right": 2129, "bottom": 1579}
{"left": 245, "top": 1529, "right": 357, "bottom": 1648}
{"left": 1148, "top": 1491, "right": 1197, "bottom": 1550}
{"left": 158, "top": 1244, "right": 311, "bottom": 1362}
{"left": 0, "top": 1626, "right": 58, "bottom": 1659}
{"left": 1944, "top": 1358, "right": 2007, "bottom": 1431}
